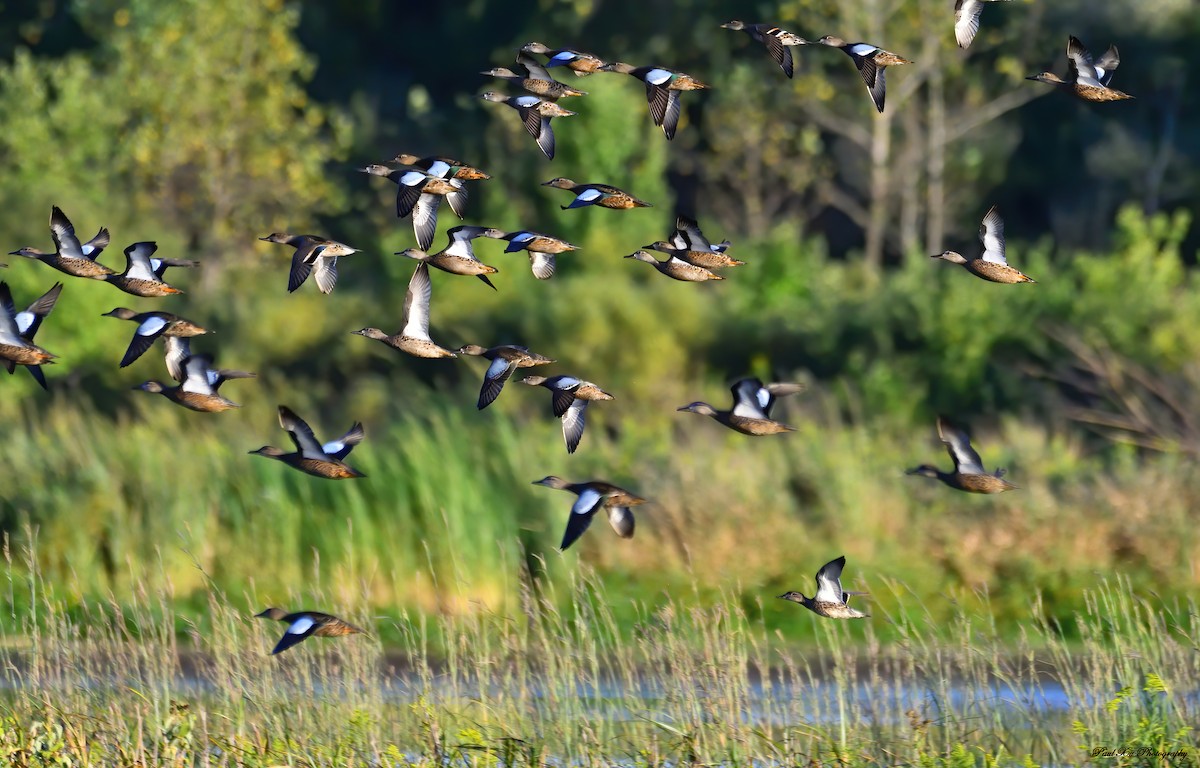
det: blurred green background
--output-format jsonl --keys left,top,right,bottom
{"left": 0, "top": 0, "right": 1197, "bottom": 645}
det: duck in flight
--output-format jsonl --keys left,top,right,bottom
{"left": 532, "top": 476, "right": 647, "bottom": 552}
{"left": 1026, "top": 36, "right": 1131, "bottom": 102}
{"left": 250, "top": 405, "right": 365, "bottom": 480}
{"left": 352, "top": 262, "right": 457, "bottom": 359}
{"left": 255, "top": 607, "right": 367, "bottom": 655}
{"left": 814, "top": 36, "right": 911, "bottom": 113}
{"left": 8, "top": 206, "right": 113, "bottom": 280}
{"left": 932, "top": 205, "right": 1034, "bottom": 284}
{"left": 779, "top": 556, "right": 869, "bottom": 619}
{"left": 906, "top": 416, "right": 1017, "bottom": 494}
{"left": 678, "top": 377, "right": 803, "bottom": 435}
{"left": 721, "top": 21, "right": 809, "bottom": 78}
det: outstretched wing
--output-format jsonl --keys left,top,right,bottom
{"left": 561, "top": 398, "right": 589, "bottom": 454}
{"left": 814, "top": 556, "right": 847, "bottom": 603}
{"left": 478, "top": 356, "right": 517, "bottom": 410}
{"left": 977, "top": 206, "right": 1007, "bottom": 265}
{"left": 560, "top": 488, "right": 604, "bottom": 551}
{"left": 730, "top": 377, "right": 770, "bottom": 420}
{"left": 278, "top": 405, "right": 328, "bottom": 460}
{"left": 937, "top": 416, "right": 987, "bottom": 475}
{"left": 401, "top": 262, "right": 434, "bottom": 341}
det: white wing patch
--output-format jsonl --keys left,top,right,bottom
{"left": 485, "top": 356, "right": 509, "bottom": 382}
{"left": 571, "top": 488, "right": 603, "bottom": 516}
{"left": 849, "top": 43, "right": 878, "bottom": 56}
{"left": 137, "top": 316, "right": 168, "bottom": 336}
{"left": 575, "top": 188, "right": 603, "bottom": 202}
{"left": 645, "top": 68, "right": 672, "bottom": 85}
{"left": 287, "top": 616, "right": 316, "bottom": 634}
{"left": 514, "top": 96, "right": 542, "bottom": 107}
{"left": 400, "top": 171, "right": 427, "bottom": 188}
{"left": 15, "top": 311, "right": 34, "bottom": 335}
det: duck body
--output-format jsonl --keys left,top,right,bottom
{"left": 255, "top": 607, "right": 366, "bottom": 655}
{"left": 721, "top": 20, "right": 809, "bottom": 77}
{"left": 106, "top": 242, "right": 190, "bottom": 297}
{"left": 457, "top": 343, "right": 556, "bottom": 409}
{"left": 250, "top": 405, "right": 365, "bottom": 480}
{"left": 8, "top": 206, "right": 113, "bottom": 280}
{"left": 779, "top": 556, "right": 869, "bottom": 619}
{"left": 135, "top": 354, "right": 253, "bottom": 412}
{"left": 625, "top": 250, "right": 723, "bottom": 282}
{"left": 391, "top": 153, "right": 491, "bottom": 180}
{"left": 532, "top": 476, "right": 647, "bottom": 551}
{"left": 360, "top": 164, "right": 467, "bottom": 249}
{"left": 0, "top": 281, "right": 59, "bottom": 369}
{"left": 933, "top": 205, "right": 1035, "bottom": 284}
{"left": 481, "top": 55, "right": 588, "bottom": 100}
{"left": 814, "top": 35, "right": 911, "bottom": 113}
{"left": 542, "top": 178, "right": 652, "bottom": 210}
{"left": 906, "top": 416, "right": 1017, "bottom": 494}
{"left": 478, "top": 91, "right": 576, "bottom": 160}
{"left": 643, "top": 241, "right": 744, "bottom": 269}
{"left": 521, "top": 375, "right": 613, "bottom": 453}
{"left": 678, "top": 378, "right": 802, "bottom": 435}
{"left": 104, "top": 307, "right": 208, "bottom": 369}
{"left": 500, "top": 231, "right": 579, "bottom": 279}
{"left": 1026, "top": 36, "right": 1131, "bottom": 102}
{"left": 352, "top": 262, "right": 457, "bottom": 359}
{"left": 259, "top": 233, "right": 359, "bottom": 294}
{"left": 599, "top": 62, "right": 709, "bottom": 140}
{"left": 521, "top": 42, "right": 608, "bottom": 76}
{"left": 396, "top": 225, "right": 506, "bottom": 290}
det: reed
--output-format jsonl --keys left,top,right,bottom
{"left": 0, "top": 535, "right": 1195, "bottom": 766}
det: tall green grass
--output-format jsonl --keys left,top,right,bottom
{"left": 0, "top": 541, "right": 1195, "bottom": 766}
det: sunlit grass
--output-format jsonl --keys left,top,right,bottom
{"left": 0, "top": 540, "right": 1195, "bottom": 766}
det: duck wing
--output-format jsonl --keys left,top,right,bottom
{"left": 17, "top": 282, "right": 63, "bottom": 340}
{"left": 814, "top": 555, "right": 847, "bottom": 603}
{"left": 395, "top": 171, "right": 427, "bottom": 218}
{"left": 559, "top": 487, "right": 604, "bottom": 551}
{"left": 323, "top": 422, "right": 365, "bottom": 461}
{"left": 1093, "top": 45, "right": 1119, "bottom": 86}
{"left": 122, "top": 242, "right": 160, "bottom": 282}
{"left": 660, "top": 90, "right": 682, "bottom": 140}
{"left": 287, "top": 244, "right": 315, "bottom": 293}
{"left": 270, "top": 614, "right": 318, "bottom": 655}
{"left": 977, "top": 206, "right": 1007, "bottom": 265}
{"left": 606, "top": 505, "right": 635, "bottom": 539}
{"left": 561, "top": 398, "right": 589, "bottom": 454}
{"left": 411, "top": 194, "right": 442, "bottom": 252}
{"left": 730, "top": 377, "right": 771, "bottom": 420}
{"left": 119, "top": 313, "right": 170, "bottom": 368}
{"left": 312, "top": 255, "right": 338, "bottom": 294}
{"left": 937, "top": 416, "right": 987, "bottom": 475}
{"left": 763, "top": 30, "right": 795, "bottom": 77}
{"left": 674, "top": 215, "right": 715, "bottom": 252}
{"left": 400, "top": 262, "right": 434, "bottom": 341}
{"left": 179, "top": 355, "right": 218, "bottom": 396}
{"left": 547, "top": 376, "right": 581, "bottom": 417}
{"left": 0, "top": 282, "right": 23, "bottom": 344}
{"left": 48, "top": 206, "right": 85, "bottom": 259}
{"left": 82, "top": 228, "right": 110, "bottom": 259}
{"left": 164, "top": 336, "right": 190, "bottom": 382}
{"left": 516, "top": 52, "right": 555, "bottom": 83}
{"left": 954, "top": 0, "right": 983, "bottom": 49}
{"left": 278, "top": 405, "right": 329, "bottom": 460}
{"left": 478, "top": 356, "right": 517, "bottom": 410}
